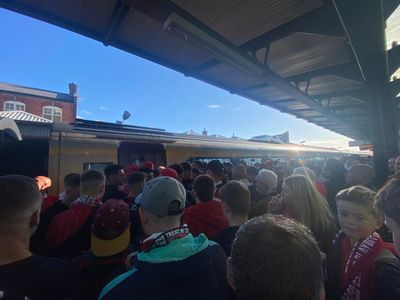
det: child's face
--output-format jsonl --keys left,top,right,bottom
{"left": 337, "top": 200, "right": 382, "bottom": 244}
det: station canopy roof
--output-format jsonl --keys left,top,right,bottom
{"left": 1, "top": 0, "right": 399, "bottom": 140}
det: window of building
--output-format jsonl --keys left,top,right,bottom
{"left": 43, "top": 106, "right": 62, "bottom": 122}
{"left": 4, "top": 101, "right": 25, "bottom": 111}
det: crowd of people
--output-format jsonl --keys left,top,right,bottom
{"left": 1, "top": 155, "right": 400, "bottom": 299}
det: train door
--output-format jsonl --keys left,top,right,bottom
{"left": 118, "top": 141, "right": 166, "bottom": 167}
{"left": 48, "top": 136, "right": 119, "bottom": 196}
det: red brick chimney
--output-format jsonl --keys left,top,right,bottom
{"left": 69, "top": 83, "right": 78, "bottom": 122}
{"left": 69, "top": 83, "right": 78, "bottom": 96}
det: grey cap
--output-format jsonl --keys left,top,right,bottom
{"left": 135, "top": 176, "right": 186, "bottom": 217}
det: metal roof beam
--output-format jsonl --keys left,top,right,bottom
{"left": 240, "top": 2, "right": 346, "bottom": 52}
{"left": 287, "top": 108, "right": 313, "bottom": 112}
{"left": 0, "top": 0, "right": 104, "bottom": 41}
{"left": 328, "top": 104, "right": 367, "bottom": 111}
{"left": 126, "top": 0, "right": 171, "bottom": 23}
{"left": 103, "top": 0, "right": 130, "bottom": 46}
{"left": 286, "top": 62, "right": 363, "bottom": 84}
{"left": 260, "top": 70, "right": 358, "bottom": 129}
{"left": 168, "top": 6, "right": 345, "bottom": 117}
{"left": 272, "top": 99, "right": 297, "bottom": 104}
{"left": 287, "top": 103, "right": 367, "bottom": 112}
{"left": 239, "top": 82, "right": 270, "bottom": 92}
{"left": 309, "top": 88, "right": 366, "bottom": 101}
{"left": 189, "top": 59, "right": 220, "bottom": 72}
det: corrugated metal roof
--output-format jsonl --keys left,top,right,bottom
{"left": 0, "top": 111, "right": 52, "bottom": 123}
{"left": 0, "top": 82, "right": 74, "bottom": 102}
{"left": 177, "top": 0, "right": 323, "bottom": 45}
{"left": 17, "top": 122, "right": 52, "bottom": 139}
{"left": 0, "top": 0, "right": 398, "bottom": 141}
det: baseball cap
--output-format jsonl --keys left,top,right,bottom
{"left": 144, "top": 161, "right": 155, "bottom": 170}
{"left": 159, "top": 167, "right": 178, "bottom": 179}
{"left": 135, "top": 176, "right": 186, "bottom": 218}
{"left": 91, "top": 199, "right": 130, "bottom": 257}
{"left": 125, "top": 164, "right": 139, "bottom": 177}
{"left": 35, "top": 176, "right": 51, "bottom": 191}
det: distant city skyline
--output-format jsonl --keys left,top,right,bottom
{"left": 0, "top": 7, "right": 398, "bottom": 150}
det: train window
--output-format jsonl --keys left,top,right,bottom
{"left": 43, "top": 106, "right": 62, "bottom": 122}
{"left": 118, "top": 142, "right": 166, "bottom": 167}
{"left": 4, "top": 101, "right": 25, "bottom": 111}
{"left": 83, "top": 162, "right": 113, "bottom": 172}
{"left": 189, "top": 157, "right": 232, "bottom": 164}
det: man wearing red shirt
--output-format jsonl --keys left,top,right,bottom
{"left": 184, "top": 175, "right": 228, "bottom": 239}
{"left": 44, "top": 170, "right": 105, "bottom": 258}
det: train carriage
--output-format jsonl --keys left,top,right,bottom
{"left": 45, "top": 119, "right": 353, "bottom": 195}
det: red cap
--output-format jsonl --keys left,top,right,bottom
{"left": 91, "top": 199, "right": 130, "bottom": 257}
{"left": 159, "top": 168, "right": 178, "bottom": 179}
{"left": 144, "top": 161, "right": 155, "bottom": 170}
{"left": 125, "top": 164, "right": 139, "bottom": 177}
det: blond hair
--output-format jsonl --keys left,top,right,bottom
{"left": 284, "top": 175, "right": 334, "bottom": 232}
{"left": 292, "top": 167, "right": 316, "bottom": 183}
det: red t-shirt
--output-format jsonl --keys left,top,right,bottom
{"left": 183, "top": 200, "right": 228, "bottom": 239}
{"left": 41, "top": 195, "right": 59, "bottom": 212}
{"left": 315, "top": 180, "right": 328, "bottom": 199}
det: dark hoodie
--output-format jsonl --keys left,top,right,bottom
{"left": 99, "top": 234, "right": 226, "bottom": 300}
{"left": 183, "top": 200, "right": 228, "bottom": 239}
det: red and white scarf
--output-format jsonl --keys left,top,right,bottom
{"left": 337, "top": 232, "right": 384, "bottom": 300}
{"left": 140, "top": 226, "right": 190, "bottom": 252}
{"left": 71, "top": 195, "right": 100, "bottom": 207}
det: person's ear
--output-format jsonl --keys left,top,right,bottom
{"left": 375, "top": 217, "right": 384, "bottom": 230}
{"left": 29, "top": 209, "right": 40, "bottom": 229}
{"left": 226, "top": 257, "right": 235, "bottom": 289}
{"left": 221, "top": 202, "right": 230, "bottom": 215}
{"left": 99, "top": 183, "right": 106, "bottom": 196}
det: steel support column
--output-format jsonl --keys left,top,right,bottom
{"left": 334, "top": 0, "right": 399, "bottom": 186}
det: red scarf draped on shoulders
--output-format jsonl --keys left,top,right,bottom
{"left": 327, "top": 231, "right": 390, "bottom": 300}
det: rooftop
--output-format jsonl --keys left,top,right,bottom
{"left": 0, "top": 82, "right": 75, "bottom": 103}
{"left": 0, "top": 110, "right": 52, "bottom": 123}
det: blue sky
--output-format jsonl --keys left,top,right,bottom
{"left": 0, "top": 8, "right": 354, "bottom": 148}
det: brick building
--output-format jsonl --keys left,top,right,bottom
{"left": 0, "top": 82, "right": 77, "bottom": 123}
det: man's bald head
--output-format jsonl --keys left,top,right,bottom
{"left": 0, "top": 175, "right": 42, "bottom": 231}
{"left": 345, "top": 164, "right": 375, "bottom": 187}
